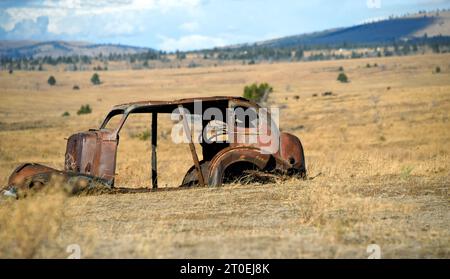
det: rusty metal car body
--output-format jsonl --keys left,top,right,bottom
{"left": 4, "top": 96, "right": 306, "bottom": 195}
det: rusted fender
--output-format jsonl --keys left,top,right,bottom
{"left": 207, "top": 146, "right": 273, "bottom": 187}
{"left": 7, "top": 163, "right": 59, "bottom": 191}
{"left": 278, "top": 132, "right": 306, "bottom": 174}
{"left": 5, "top": 163, "right": 111, "bottom": 198}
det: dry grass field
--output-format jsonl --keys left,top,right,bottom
{"left": 0, "top": 54, "right": 449, "bottom": 258}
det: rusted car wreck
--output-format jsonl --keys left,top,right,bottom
{"left": 3, "top": 96, "right": 306, "bottom": 197}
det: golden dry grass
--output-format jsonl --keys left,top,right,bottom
{"left": 0, "top": 53, "right": 449, "bottom": 258}
{"left": 0, "top": 186, "right": 67, "bottom": 258}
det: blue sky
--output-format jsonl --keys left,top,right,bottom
{"left": 1, "top": 0, "right": 450, "bottom": 51}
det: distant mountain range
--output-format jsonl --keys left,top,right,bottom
{"left": 1, "top": 10, "right": 450, "bottom": 59}
{"left": 223, "top": 10, "right": 450, "bottom": 50}
{"left": 0, "top": 40, "right": 154, "bottom": 58}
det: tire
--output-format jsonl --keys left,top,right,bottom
{"left": 181, "top": 161, "right": 210, "bottom": 187}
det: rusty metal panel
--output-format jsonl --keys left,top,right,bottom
{"left": 112, "top": 96, "right": 257, "bottom": 112}
{"left": 277, "top": 132, "right": 306, "bottom": 174}
{"left": 65, "top": 130, "right": 117, "bottom": 185}
{"left": 7, "top": 163, "right": 58, "bottom": 191}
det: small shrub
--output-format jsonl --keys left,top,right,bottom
{"left": 243, "top": 83, "right": 273, "bottom": 103}
{"left": 73, "top": 85, "right": 80, "bottom": 90}
{"left": 293, "top": 95, "right": 300, "bottom": 100}
{"left": 374, "top": 63, "right": 378, "bottom": 67}
{"left": 366, "top": 63, "right": 371, "bottom": 68}
{"left": 337, "top": 73, "right": 349, "bottom": 83}
{"left": 47, "top": 76, "right": 56, "bottom": 86}
{"left": 130, "top": 130, "right": 151, "bottom": 141}
{"left": 188, "top": 61, "right": 197, "bottom": 68}
{"left": 138, "top": 130, "right": 151, "bottom": 141}
{"left": 91, "top": 73, "right": 101, "bottom": 85}
{"left": 77, "top": 104, "right": 92, "bottom": 115}
{"left": 338, "top": 66, "right": 344, "bottom": 72}
{"left": 62, "top": 111, "right": 70, "bottom": 117}
{"left": 400, "top": 165, "right": 414, "bottom": 180}
{"left": 435, "top": 66, "right": 441, "bottom": 73}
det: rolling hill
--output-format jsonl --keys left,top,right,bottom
{"left": 0, "top": 40, "right": 154, "bottom": 58}
{"left": 226, "top": 10, "right": 450, "bottom": 49}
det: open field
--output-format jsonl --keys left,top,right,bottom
{"left": 0, "top": 54, "right": 449, "bottom": 258}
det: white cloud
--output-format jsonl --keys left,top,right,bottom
{"left": 1, "top": 0, "right": 204, "bottom": 35}
{"left": 154, "top": 0, "right": 203, "bottom": 13}
{"left": 1, "top": 7, "right": 68, "bottom": 31}
{"left": 39, "top": 0, "right": 185, "bottom": 10}
{"left": 179, "top": 21, "right": 200, "bottom": 32}
{"left": 5, "top": 16, "right": 50, "bottom": 39}
{"left": 158, "top": 34, "right": 227, "bottom": 51}
{"left": 366, "top": 0, "right": 382, "bottom": 9}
